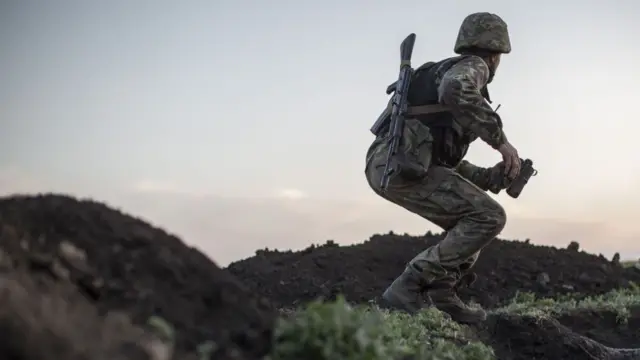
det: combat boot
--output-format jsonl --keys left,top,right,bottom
{"left": 427, "top": 273, "right": 486, "bottom": 324}
{"left": 381, "top": 266, "right": 428, "bottom": 314}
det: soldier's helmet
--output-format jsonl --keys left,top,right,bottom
{"left": 454, "top": 12, "right": 511, "bottom": 54}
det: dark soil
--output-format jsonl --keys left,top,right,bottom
{"left": 0, "top": 268, "right": 162, "bottom": 360}
{"left": 228, "top": 233, "right": 640, "bottom": 359}
{"left": 226, "top": 233, "right": 640, "bottom": 309}
{"left": 556, "top": 305, "right": 640, "bottom": 348}
{"left": 0, "top": 194, "right": 275, "bottom": 360}
{"left": 481, "top": 307, "right": 640, "bottom": 360}
{"left": 2, "top": 193, "right": 640, "bottom": 360}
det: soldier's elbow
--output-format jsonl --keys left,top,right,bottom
{"left": 437, "top": 79, "right": 462, "bottom": 105}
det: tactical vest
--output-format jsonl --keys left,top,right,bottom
{"left": 406, "top": 56, "right": 492, "bottom": 168}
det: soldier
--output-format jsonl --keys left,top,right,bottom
{"left": 364, "top": 12, "right": 521, "bottom": 324}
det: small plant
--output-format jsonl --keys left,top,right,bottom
{"left": 270, "top": 296, "right": 406, "bottom": 360}
{"left": 269, "top": 296, "right": 494, "bottom": 360}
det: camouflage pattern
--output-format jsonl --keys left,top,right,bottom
{"left": 365, "top": 51, "right": 509, "bottom": 318}
{"left": 456, "top": 160, "right": 509, "bottom": 192}
{"left": 365, "top": 163, "right": 507, "bottom": 280}
{"left": 454, "top": 12, "right": 511, "bottom": 55}
{"left": 438, "top": 56, "right": 506, "bottom": 149}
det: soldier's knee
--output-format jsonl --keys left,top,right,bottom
{"left": 466, "top": 197, "right": 507, "bottom": 239}
{"left": 486, "top": 203, "right": 507, "bottom": 235}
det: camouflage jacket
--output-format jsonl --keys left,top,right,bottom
{"left": 409, "top": 55, "right": 507, "bottom": 190}
{"left": 366, "top": 55, "right": 508, "bottom": 192}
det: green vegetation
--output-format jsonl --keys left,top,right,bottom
{"left": 496, "top": 285, "right": 640, "bottom": 323}
{"left": 145, "top": 285, "right": 640, "bottom": 359}
{"left": 268, "top": 285, "right": 640, "bottom": 360}
{"left": 269, "top": 298, "right": 493, "bottom": 360}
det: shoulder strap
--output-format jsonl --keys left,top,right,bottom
{"left": 407, "top": 103, "right": 451, "bottom": 116}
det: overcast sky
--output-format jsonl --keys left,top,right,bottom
{"left": 2, "top": 0, "right": 640, "bottom": 266}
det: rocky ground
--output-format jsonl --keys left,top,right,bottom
{"left": 1, "top": 193, "right": 640, "bottom": 359}
{"left": 227, "top": 233, "right": 640, "bottom": 309}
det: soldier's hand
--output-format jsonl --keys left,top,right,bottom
{"left": 497, "top": 141, "right": 521, "bottom": 180}
{"left": 486, "top": 161, "right": 508, "bottom": 193}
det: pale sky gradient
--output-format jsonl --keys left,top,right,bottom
{"left": 2, "top": 1, "right": 640, "bottom": 266}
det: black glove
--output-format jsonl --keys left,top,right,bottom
{"left": 486, "top": 161, "right": 511, "bottom": 194}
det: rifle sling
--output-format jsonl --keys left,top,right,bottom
{"left": 406, "top": 104, "right": 450, "bottom": 116}
{"left": 383, "top": 102, "right": 451, "bottom": 117}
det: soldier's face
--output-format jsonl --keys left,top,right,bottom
{"left": 491, "top": 54, "right": 502, "bottom": 73}
{"left": 487, "top": 54, "right": 502, "bottom": 83}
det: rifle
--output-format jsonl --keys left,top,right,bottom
{"left": 369, "top": 33, "right": 418, "bottom": 192}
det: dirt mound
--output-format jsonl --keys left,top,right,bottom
{"left": 3, "top": 193, "right": 640, "bottom": 360}
{"left": 227, "top": 233, "right": 640, "bottom": 309}
{"left": 480, "top": 306, "right": 640, "bottom": 360}
{"left": 0, "top": 194, "right": 276, "bottom": 360}
{"left": 0, "top": 268, "right": 166, "bottom": 360}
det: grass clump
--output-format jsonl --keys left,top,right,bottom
{"left": 269, "top": 296, "right": 494, "bottom": 360}
{"left": 494, "top": 284, "right": 640, "bottom": 323}
{"left": 144, "top": 285, "right": 640, "bottom": 360}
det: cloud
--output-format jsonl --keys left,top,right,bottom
{"left": 274, "top": 188, "right": 308, "bottom": 200}
{"left": 130, "top": 180, "right": 218, "bottom": 198}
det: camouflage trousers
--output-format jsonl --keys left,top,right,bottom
{"left": 365, "top": 144, "right": 506, "bottom": 282}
